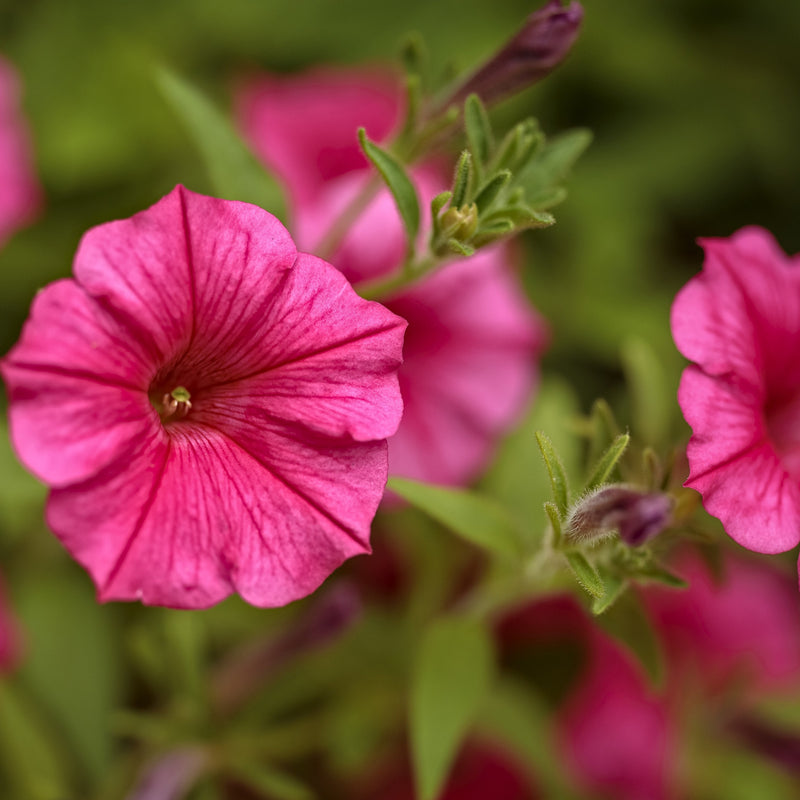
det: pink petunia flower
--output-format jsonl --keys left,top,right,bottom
{"left": 1, "top": 185, "right": 406, "bottom": 609}
{"left": 645, "top": 551, "right": 800, "bottom": 696}
{"left": 671, "top": 227, "right": 800, "bottom": 564}
{"left": 0, "top": 56, "right": 40, "bottom": 248}
{"left": 238, "top": 69, "right": 547, "bottom": 486}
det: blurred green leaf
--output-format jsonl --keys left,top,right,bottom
{"left": 0, "top": 421, "right": 47, "bottom": 545}
{"left": 14, "top": 568, "right": 120, "bottom": 783}
{"left": 517, "top": 128, "right": 592, "bottom": 202}
{"left": 590, "top": 571, "right": 627, "bottom": 615}
{"left": 473, "top": 169, "right": 510, "bottom": 213}
{"left": 411, "top": 615, "right": 494, "bottom": 800}
{"left": 464, "top": 93, "right": 493, "bottom": 168}
{"left": 622, "top": 337, "right": 671, "bottom": 446}
{"left": 594, "top": 591, "right": 663, "bottom": 687}
{"left": 157, "top": 67, "right": 287, "bottom": 220}
{"left": 358, "top": 128, "right": 420, "bottom": 255}
{"left": 388, "top": 477, "right": 524, "bottom": 559}
{"left": 226, "top": 761, "right": 315, "bottom": 800}
{"left": 564, "top": 551, "right": 605, "bottom": 599}
{"left": 0, "top": 680, "right": 76, "bottom": 800}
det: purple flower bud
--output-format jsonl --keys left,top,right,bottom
{"left": 566, "top": 485, "right": 673, "bottom": 547}
{"left": 449, "top": 1, "right": 583, "bottom": 108}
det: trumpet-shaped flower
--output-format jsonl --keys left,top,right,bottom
{"left": 672, "top": 227, "right": 800, "bottom": 563}
{"left": 0, "top": 57, "right": 40, "bottom": 247}
{"left": 239, "top": 69, "right": 546, "bottom": 486}
{"left": 2, "top": 186, "right": 406, "bottom": 609}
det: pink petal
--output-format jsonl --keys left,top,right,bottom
{"left": 2, "top": 280, "right": 159, "bottom": 485}
{"left": 237, "top": 68, "right": 401, "bottom": 206}
{"left": 0, "top": 58, "right": 40, "bottom": 247}
{"left": 191, "top": 252, "right": 405, "bottom": 441}
{"left": 47, "top": 422, "right": 385, "bottom": 609}
{"left": 680, "top": 366, "right": 800, "bottom": 553}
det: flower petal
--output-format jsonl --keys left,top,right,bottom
{"left": 47, "top": 422, "right": 384, "bottom": 609}
{"left": 193, "top": 252, "right": 406, "bottom": 441}
{"left": 237, "top": 68, "right": 401, "bottom": 206}
{"left": 2, "top": 279, "right": 159, "bottom": 485}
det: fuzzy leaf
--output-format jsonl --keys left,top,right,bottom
{"left": 157, "top": 67, "right": 287, "bottom": 220}
{"left": 451, "top": 150, "right": 472, "bottom": 208}
{"left": 535, "top": 431, "right": 570, "bottom": 518}
{"left": 358, "top": 128, "right": 420, "bottom": 253}
{"left": 474, "top": 170, "right": 511, "bottom": 213}
{"left": 634, "top": 565, "right": 688, "bottom": 589}
{"left": 464, "top": 93, "right": 493, "bottom": 167}
{"left": 388, "top": 477, "right": 524, "bottom": 559}
{"left": 584, "top": 433, "right": 630, "bottom": 493}
{"left": 591, "top": 571, "right": 627, "bottom": 615}
{"left": 411, "top": 616, "right": 494, "bottom": 800}
{"left": 518, "top": 128, "right": 592, "bottom": 196}
{"left": 565, "top": 551, "right": 606, "bottom": 599}
{"left": 446, "top": 238, "right": 475, "bottom": 257}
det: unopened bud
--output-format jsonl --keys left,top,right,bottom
{"left": 566, "top": 485, "right": 673, "bottom": 547}
{"left": 449, "top": 1, "right": 583, "bottom": 108}
{"left": 439, "top": 203, "right": 479, "bottom": 242}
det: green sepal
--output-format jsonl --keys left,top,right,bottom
{"left": 535, "top": 431, "right": 570, "bottom": 519}
{"left": 565, "top": 551, "right": 606, "bottom": 599}
{"left": 451, "top": 150, "right": 472, "bottom": 208}
{"left": 411, "top": 615, "right": 494, "bottom": 800}
{"left": 464, "top": 93, "right": 493, "bottom": 169}
{"left": 544, "top": 501, "right": 563, "bottom": 548}
{"left": 430, "top": 191, "right": 452, "bottom": 239}
{"left": 388, "top": 477, "right": 525, "bottom": 559}
{"left": 156, "top": 67, "right": 287, "bottom": 220}
{"left": 398, "top": 73, "right": 423, "bottom": 144}
{"left": 446, "top": 238, "right": 476, "bottom": 257}
{"left": 474, "top": 170, "right": 511, "bottom": 213}
{"left": 358, "top": 128, "right": 420, "bottom": 255}
{"left": 224, "top": 760, "right": 314, "bottom": 800}
{"left": 591, "top": 571, "right": 627, "bottom": 615}
{"left": 491, "top": 119, "right": 542, "bottom": 174}
{"left": 472, "top": 218, "right": 514, "bottom": 247}
{"left": 584, "top": 433, "right": 630, "bottom": 493}
{"left": 634, "top": 564, "right": 688, "bottom": 589}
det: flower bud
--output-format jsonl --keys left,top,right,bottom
{"left": 439, "top": 203, "right": 479, "bottom": 242}
{"left": 449, "top": 1, "right": 583, "bottom": 108}
{"left": 566, "top": 485, "right": 673, "bottom": 547}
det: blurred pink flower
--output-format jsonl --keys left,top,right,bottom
{"left": 2, "top": 185, "right": 405, "bottom": 609}
{"left": 0, "top": 57, "right": 40, "bottom": 247}
{"left": 239, "top": 69, "right": 546, "bottom": 486}
{"left": 671, "top": 227, "right": 800, "bottom": 562}
{"left": 498, "top": 596, "right": 677, "bottom": 800}
{"left": 646, "top": 552, "right": 800, "bottom": 696}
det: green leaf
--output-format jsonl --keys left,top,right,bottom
{"left": 584, "top": 433, "right": 630, "bottom": 493}
{"left": 492, "top": 120, "right": 542, "bottom": 174}
{"left": 473, "top": 169, "right": 511, "bottom": 213}
{"left": 634, "top": 565, "right": 688, "bottom": 589}
{"left": 156, "top": 67, "right": 286, "bottom": 220}
{"left": 411, "top": 616, "right": 494, "bottom": 800}
{"left": 590, "top": 571, "right": 627, "bottom": 615}
{"left": 451, "top": 150, "right": 472, "bottom": 208}
{"left": 594, "top": 591, "right": 664, "bottom": 687}
{"left": 0, "top": 681, "right": 76, "bottom": 799}
{"left": 226, "top": 761, "right": 314, "bottom": 800}
{"left": 517, "top": 128, "right": 592, "bottom": 197}
{"left": 544, "top": 501, "right": 563, "bottom": 547}
{"left": 358, "top": 128, "right": 420, "bottom": 255}
{"left": 565, "top": 552, "right": 606, "bottom": 599}
{"left": 464, "top": 93, "right": 493, "bottom": 167}
{"left": 388, "top": 477, "right": 524, "bottom": 559}
{"left": 431, "top": 191, "right": 452, "bottom": 219}
{"left": 535, "top": 431, "right": 570, "bottom": 518}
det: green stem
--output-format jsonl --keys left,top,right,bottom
{"left": 356, "top": 255, "right": 439, "bottom": 301}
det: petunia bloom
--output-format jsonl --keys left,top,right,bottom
{"left": 0, "top": 57, "right": 40, "bottom": 248}
{"left": 671, "top": 227, "right": 800, "bottom": 566}
{"left": 239, "top": 69, "right": 546, "bottom": 487}
{"left": 1, "top": 186, "right": 406, "bottom": 609}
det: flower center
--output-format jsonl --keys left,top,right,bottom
{"left": 154, "top": 385, "right": 192, "bottom": 421}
